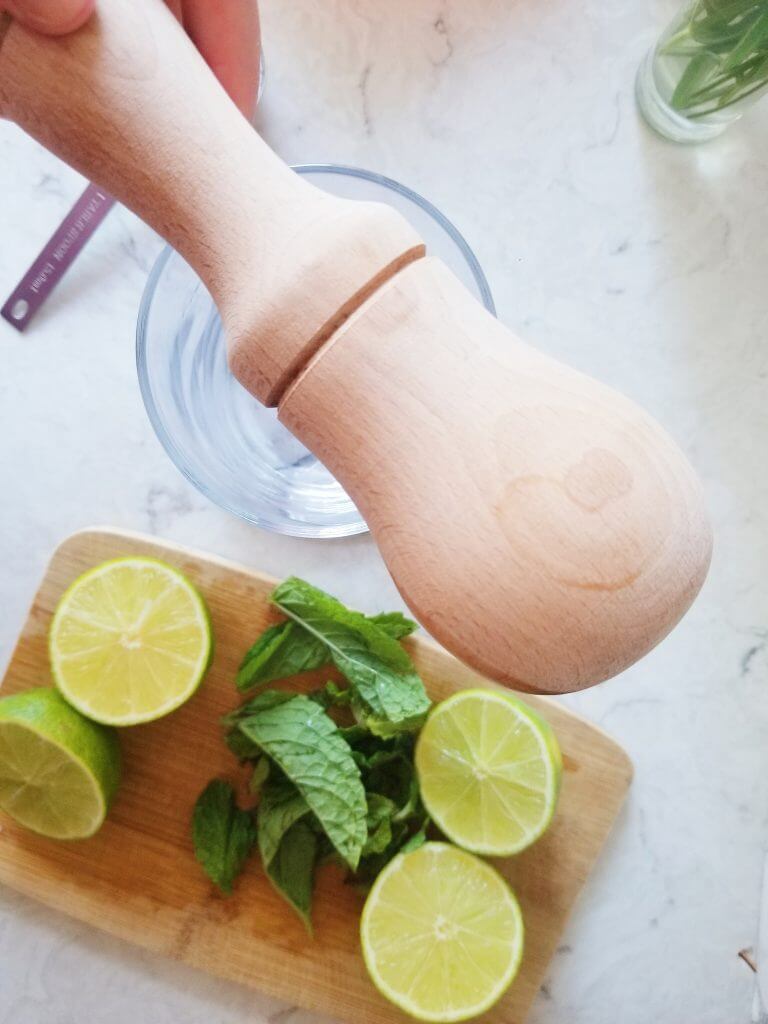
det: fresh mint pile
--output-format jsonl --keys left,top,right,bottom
{"left": 192, "top": 577, "right": 432, "bottom": 929}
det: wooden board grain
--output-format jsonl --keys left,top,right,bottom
{"left": 0, "top": 529, "right": 632, "bottom": 1023}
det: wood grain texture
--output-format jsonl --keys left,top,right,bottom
{"left": 280, "top": 258, "right": 713, "bottom": 693}
{"left": 0, "top": 0, "right": 423, "bottom": 406}
{"left": 0, "top": 0, "right": 711, "bottom": 694}
{"left": 0, "top": 528, "right": 632, "bottom": 1024}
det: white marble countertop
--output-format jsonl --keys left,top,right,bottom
{"left": 1, "top": 1, "right": 767, "bottom": 1021}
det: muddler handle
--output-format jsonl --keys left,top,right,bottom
{"left": 0, "top": 1, "right": 712, "bottom": 693}
{"left": 0, "top": 0, "right": 423, "bottom": 405}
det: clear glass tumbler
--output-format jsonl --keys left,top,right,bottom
{"left": 636, "top": 0, "right": 768, "bottom": 143}
{"left": 136, "top": 165, "right": 495, "bottom": 538}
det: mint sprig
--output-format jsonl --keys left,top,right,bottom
{"left": 271, "top": 577, "right": 430, "bottom": 735}
{"left": 661, "top": 0, "right": 768, "bottom": 117}
{"left": 237, "top": 606, "right": 418, "bottom": 694}
{"left": 192, "top": 578, "right": 432, "bottom": 928}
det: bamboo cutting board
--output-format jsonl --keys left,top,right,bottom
{"left": 0, "top": 529, "right": 632, "bottom": 1023}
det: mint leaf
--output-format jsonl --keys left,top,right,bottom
{"left": 339, "top": 724, "right": 368, "bottom": 745}
{"left": 225, "top": 728, "right": 261, "bottom": 761}
{"left": 363, "top": 793, "right": 396, "bottom": 856}
{"left": 223, "top": 688, "right": 295, "bottom": 728}
{"left": 271, "top": 578, "right": 430, "bottom": 734}
{"left": 248, "top": 756, "right": 270, "bottom": 795}
{"left": 257, "top": 774, "right": 311, "bottom": 866}
{"left": 237, "top": 623, "right": 326, "bottom": 692}
{"left": 354, "top": 813, "right": 429, "bottom": 886}
{"left": 400, "top": 820, "right": 429, "bottom": 854}
{"left": 364, "top": 741, "right": 420, "bottom": 821}
{"left": 353, "top": 821, "right": 408, "bottom": 885}
{"left": 191, "top": 780, "right": 257, "bottom": 895}
{"left": 257, "top": 775, "right": 316, "bottom": 928}
{"left": 368, "top": 611, "right": 418, "bottom": 640}
{"left": 342, "top": 730, "right": 428, "bottom": 883}
{"left": 237, "top": 610, "right": 417, "bottom": 694}
{"left": 237, "top": 693, "right": 367, "bottom": 870}
{"left": 264, "top": 819, "right": 317, "bottom": 931}
{"left": 309, "top": 679, "right": 351, "bottom": 710}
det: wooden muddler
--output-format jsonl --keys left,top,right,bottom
{"left": 0, "top": 0, "right": 712, "bottom": 694}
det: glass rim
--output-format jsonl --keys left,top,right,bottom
{"left": 290, "top": 164, "right": 496, "bottom": 314}
{"left": 136, "top": 163, "right": 495, "bottom": 538}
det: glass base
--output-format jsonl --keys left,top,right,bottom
{"left": 635, "top": 47, "right": 733, "bottom": 143}
{"left": 136, "top": 165, "right": 495, "bottom": 538}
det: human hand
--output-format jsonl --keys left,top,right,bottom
{"left": 1, "top": 0, "right": 261, "bottom": 118}
{"left": 1, "top": 0, "right": 95, "bottom": 35}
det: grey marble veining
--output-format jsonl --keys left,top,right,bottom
{"left": 1, "top": 1, "right": 768, "bottom": 1021}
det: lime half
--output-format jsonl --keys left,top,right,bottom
{"left": 0, "top": 687, "right": 120, "bottom": 839}
{"left": 415, "top": 689, "right": 562, "bottom": 856}
{"left": 50, "top": 557, "right": 212, "bottom": 726}
{"left": 361, "top": 842, "right": 523, "bottom": 1022}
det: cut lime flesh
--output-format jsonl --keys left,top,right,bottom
{"left": 49, "top": 557, "right": 212, "bottom": 726}
{"left": 415, "top": 689, "right": 562, "bottom": 856}
{"left": 0, "top": 687, "right": 120, "bottom": 839}
{"left": 361, "top": 842, "right": 524, "bottom": 1022}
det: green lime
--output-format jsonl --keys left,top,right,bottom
{"left": 0, "top": 687, "right": 120, "bottom": 839}
{"left": 415, "top": 689, "right": 562, "bottom": 856}
{"left": 361, "top": 842, "right": 524, "bottom": 1022}
{"left": 49, "top": 557, "right": 212, "bottom": 726}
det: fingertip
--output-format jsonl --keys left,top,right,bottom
{"left": 60, "top": 0, "right": 96, "bottom": 33}
{"left": 5, "top": 0, "right": 95, "bottom": 36}
{"left": 182, "top": 0, "right": 261, "bottom": 122}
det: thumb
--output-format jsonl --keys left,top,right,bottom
{"left": 3, "top": 0, "right": 95, "bottom": 35}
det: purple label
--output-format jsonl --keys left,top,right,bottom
{"left": 1, "top": 182, "right": 115, "bottom": 332}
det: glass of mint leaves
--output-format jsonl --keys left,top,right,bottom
{"left": 636, "top": 0, "right": 768, "bottom": 142}
{"left": 191, "top": 577, "right": 432, "bottom": 930}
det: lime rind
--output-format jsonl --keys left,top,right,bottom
{"left": 49, "top": 557, "right": 212, "bottom": 727}
{"left": 360, "top": 842, "right": 524, "bottom": 1022}
{"left": 415, "top": 688, "right": 562, "bottom": 857}
{"left": 0, "top": 687, "right": 120, "bottom": 839}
